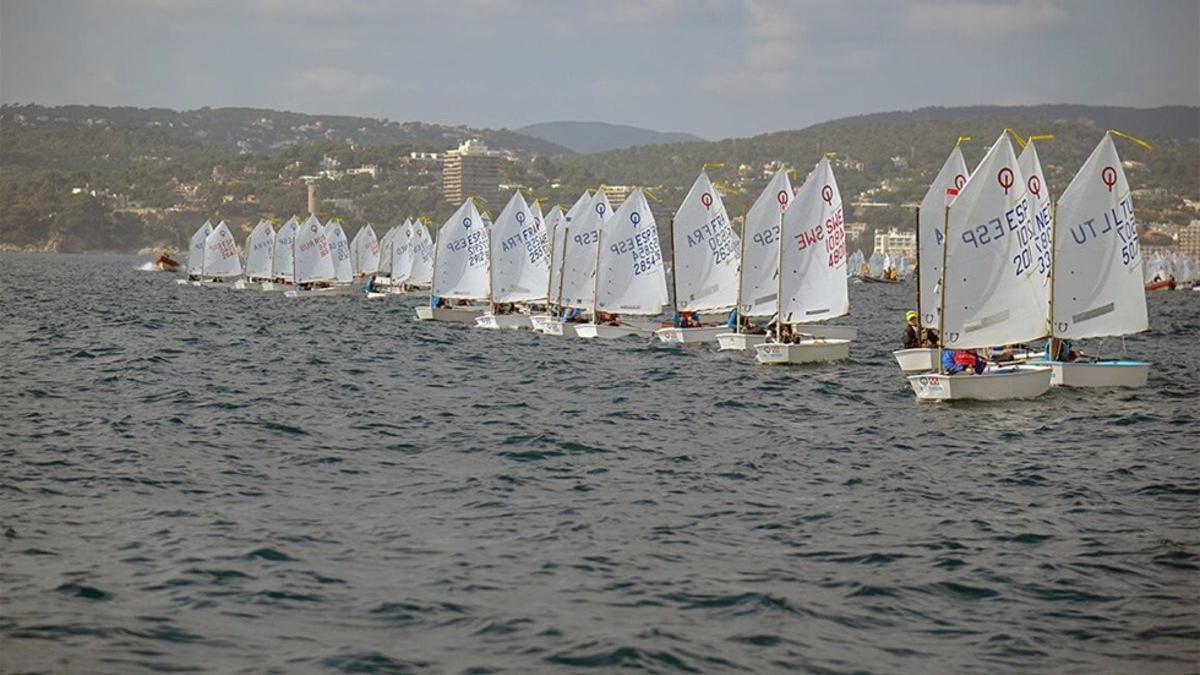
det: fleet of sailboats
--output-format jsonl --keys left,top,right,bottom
{"left": 166, "top": 133, "right": 1178, "bottom": 400}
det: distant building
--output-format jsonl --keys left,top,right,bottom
{"left": 1180, "top": 220, "right": 1200, "bottom": 257}
{"left": 874, "top": 229, "right": 917, "bottom": 258}
{"left": 443, "top": 140, "right": 501, "bottom": 206}
{"left": 307, "top": 183, "right": 318, "bottom": 216}
{"left": 345, "top": 165, "right": 379, "bottom": 179}
{"left": 601, "top": 185, "right": 636, "bottom": 209}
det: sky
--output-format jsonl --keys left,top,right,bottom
{"left": 2, "top": 0, "right": 1198, "bottom": 139}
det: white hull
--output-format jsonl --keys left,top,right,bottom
{"left": 655, "top": 325, "right": 727, "bottom": 344}
{"left": 530, "top": 314, "right": 553, "bottom": 333}
{"left": 284, "top": 284, "right": 357, "bottom": 298}
{"left": 258, "top": 281, "right": 290, "bottom": 292}
{"left": 715, "top": 332, "right": 769, "bottom": 351}
{"left": 415, "top": 306, "right": 487, "bottom": 322}
{"left": 541, "top": 319, "right": 579, "bottom": 337}
{"left": 1031, "top": 360, "right": 1151, "bottom": 388}
{"left": 230, "top": 279, "right": 264, "bottom": 291}
{"left": 907, "top": 365, "right": 1052, "bottom": 401}
{"left": 475, "top": 313, "right": 532, "bottom": 330}
{"left": 365, "top": 288, "right": 409, "bottom": 300}
{"left": 798, "top": 324, "right": 858, "bottom": 340}
{"left": 575, "top": 323, "right": 652, "bottom": 339}
{"left": 175, "top": 278, "right": 191, "bottom": 286}
{"left": 754, "top": 339, "right": 851, "bottom": 364}
{"left": 893, "top": 348, "right": 937, "bottom": 372}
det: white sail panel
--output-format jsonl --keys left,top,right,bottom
{"left": 433, "top": 200, "right": 490, "bottom": 300}
{"left": 559, "top": 191, "right": 612, "bottom": 309}
{"left": 378, "top": 224, "right": 399, "bottom": 276}
{"left": 550, "top": 192, "right": 592, "bottom": 303}
{"left": 392, "top": 221, "right": 414, "bottom": 284}
{"left": 596, "top": 189, "right": 668, "bottom": 315}
{"left": 1017, "top": 141, "right": 1053, "bottom": 325}
{"left": 323, "top": 221, "right": 354, "bottom": 283}
{"left": 351, "top": 224, "right": 380, "bottom": 276}
{"left": 541, "top": 205, "right": 565, "bottom": 299}
{"left": 918, "top": 146, "right": 970, "bottom": 328}
{"left": 739, "top": 168, "right": 792, "bottom": 317}
{"left": 295, "top": 215, "right": 335, "bottom": 284}
{"left": 187, "top": 220, "right": 212, "bottom": 274}
{"left": 941, "top": 134, "right": 1048, "bottom": 349}
{"left": 671, "top": 172, "right": 740, "bottom": 311}
{"left": 778, "top": 158, "right": 849, "bottom": 324}
{"left": 491, "top": 191, "right": 550, "bottom": 303}
{"left": 409, "top": 221, "right": 435, "bottom": 286}
{"left": 273, "top": 218, "right": 299, "bottom": 281}
{"left": 203, "top": 221, "right": 242, "bottom": 278}
{"left": 1052, "top": 133, "right": 1149, "bottom": 339}
{"left": 245, "top": 220, "right": 275, "bottom": 279}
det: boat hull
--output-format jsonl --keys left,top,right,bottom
{"left": 284, "top": 284, "right": 357, "bottom": 298}
{"left": 893, "top": 347, "right": 937, "bottom": 372}
{"left": 907, "top": 365, "right": 1052, "bottom": 401}
{"left": 754, "top": 339, "right": 851, "bottom": 364}
{"left": 541, "top": 319, "right": 579, "bottom": 337}
{"left": 475, "top": 313, "right": 532, "bottom": 330}
{"left": 715, "top": 332, "right": 768, "bottom": 351}
{"left": 1028, "top": 360, "right": 1151, "bottom": 388}
{"left": 655, "top": 326, "right": 727, "bottom": 344}
{"left": 575, "top": 323, "right": 651, "bottom": 339}
{"left": 415, "top": 306, "right": 487, "bottom": 322}
{"left": 230, "top": 279, "right": 262, "bottom": 291}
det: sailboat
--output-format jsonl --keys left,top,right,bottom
{"left": 476, "top": 191, "right": 549, "bottom": 330}
{"left": 284, "top": 216, "right": 339, "bottom": 298}
{"left": 177, "top": 220, "right": 213, "bottom": 285}
{"left": 1031, "top": 132, "right": 1151, "bottom": 387}
{"left": 196, "top": 220, "right": 242, "bottom": 286}
{"left": 408, "top": 220, "right": 435, "bottom": 289}
{"left": 233, "top": 220, "right": 275, "bottom": 290}
{"left": 907, "top": 133, "right": 1052, "bottom": 400}
{"left": 544, "top": 191, "right": 612, "bottom": 337}
{"left": 577, "top": 189, "right": 669, "bottom": 338}
{"left": 655, "top": 171, "right": 741, "bottom": 344}
{"left": 529, "top": 205, "right": 567, "bottom": 334}
{"left": 376, "top": 224, "right": 399, "bottom": 286}
{"left": 369, "top": 221, "right": 413, "bottom": 299}
{"left": 416, "top": 199, "right": 491, "bottom": 322}
{"left": 754, "top": 157, "right": 853, "bottom": 364}
{"left": 350, "top": 223, "right": 381, "bottom": 280}
{"left": 716, "top": 168, "right": 792, "bottom": 351}
{"left": 535, "top": 192, "right": 593, "bottom": 335}
{"left": 261, "top": 217, "right": 298, "bottom": 292}
{"left": 311, "top": 219, "right": 358, "bottom": 295}
{"left": 894, "top": 142, "right": 970, "bottom": 371}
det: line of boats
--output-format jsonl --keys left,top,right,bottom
{"left": 166, "top": 129, "right": 1179, "bottom": 402}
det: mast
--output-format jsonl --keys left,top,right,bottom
{"left": 544, "top": 207, "right": 557, "bottom": 305}
{"left": 291, "top": 221, "right": 298, "bottom": 290}
{"left": 775, "top": 208, "right": 785, "bottom": 342}
{"left": 914, "top": 206, "right": 922, "bottom": 328}
{"left": 936, "top": 203, "right": 950, "bottom": 373}
{"left": 485, "top": 204, "right": 495, "bottom": 312}
{"left": 733, "top": 209, "right": 750, "bottom": 335}
{"left": 668, "top": 216, "right": 680, "bottom": 327}
{"left": 428, "top": 220, "right": 440, "bottom": 305}
{"left": 1047, "top": 199, "right": 1058, "bottom": 355}
{"left": 554, "top": 227, "right": 570, "bottom": 317}
{"left": 590, "top": 217, "right": 604, "bottom": 323}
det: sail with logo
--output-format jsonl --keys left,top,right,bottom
{"left": 268, "top": 217, "right": 299, "bottom": 289}
{"left": 577, "top": 189, "right": 669, "bottom": 339}
{"left": 1017, "top": 137, "right": 1053, "bottom": 324}
{"left": 547, "top": 192, "right": 593, "bottom": 310}
{"left": 1035, "top": 131, "right": 1152, "bottom": 388}
{"left": 234, "top": 220, "right": 274, "bottom": 289}
{"left": 180, "top": 220, "right": 212, "bottom": 284}
{"left": 284, "top": 215, "right": 337, "bottom": 298}
{"left": 416, "top": 200, "right": 491, "bottom": 322}
{"left": 350, "top": 224, "right": 380, "bottom": 278}
{"left": 323, "top": 220, "right": 355, "bottom": 284}
{"left": 559, "top": 191, "right": 612, "bottom": 310}
{"left": 408, "top": 221, "right": 435, "bottom": 288}
{"left": 530, "top": 203, "right": 568, "bottom": 334}
{"left": 377, "top": 224, "right": 398, "bottom": 282}
{"left": 476, "top": 191, "right": 548, "bottom": 329}
{"left": 200, "top": 220, "right": 242, "bottom": 284}
{"left": 906, "top": 132, "right": 1053, "bottom": 400}
{"left": 716, "top": 168, "right": 792, "bottom": 351}
{"left": 755, "top": 156, "right": 853, "bottom": 365}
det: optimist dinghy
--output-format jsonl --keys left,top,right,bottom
{"left": 576, "top": 189, "right": 668, "bottom": 338}
{"left": 177, "top": 220, "right": 213, "bottom": 285}
{"left": 233, "top": 220, "right": 275, "bottom": 290}
{"left": 194, "top": 221, "right": 242, "bottom": 287}
{"left": 752, "top": 157, "right": 853, "bottom": 365}
{"left": 475, "top": 191, "right": 548, "bottom": 330}
{"left": 417, "top": 199, "right": 490, "bottom": 321}
{"left": 282, "top": 216, "right": 339, "bottom": 298}
{"left": 542, "top": 191, "right": 611, "bottom": 336}
{"left": 906, "top": 133, "right": 1052, "bottom": 400}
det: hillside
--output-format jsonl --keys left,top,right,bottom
{"left": 516, "top": 121, "right": 704, "bottom": 154}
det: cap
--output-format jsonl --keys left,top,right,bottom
{"left": 905, "top": 310, "right": 918, "bottom": 321}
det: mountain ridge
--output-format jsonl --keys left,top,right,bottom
{"left": 516, "top": 121, "right": 705, "bottom": 154}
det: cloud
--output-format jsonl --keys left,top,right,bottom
{"left": 287, "top": 67, "right": 390, "bottom": 97}
{"left": 903, "top": 0, "right": 1068, "bottom": 39}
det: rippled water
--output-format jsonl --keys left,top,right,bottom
{"left": 2, "top": 252, "right": 1198, "bottom": 674}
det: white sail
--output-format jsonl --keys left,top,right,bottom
{"left": 187, "top": 220, "right": 212, "bottom": 274}
{"left": 245, "top": 220, "right": 275, "bottom": 279}
{"left": 918, "top": 146, "right": 970, "bottom": 328}
{"left": 549, "top": 192, "right": 593, "bottom": 302}
{"left": 541, "top": 205, "right": 565, "bottom": 298}
{"left": 273, "top": 218, "right": 299, "bottom": 281}
{"left": 868, "top": 251, "right": 886, "bottom": 277}
{"left": 409, "top": 221, "right": 435, "bottom": 286}
{"left": 596, "top": 189, "right": 668, "bottom": 315}
{"left": 739, "top": 169, "right": 792, "bottom": 316}
{"left": 671, "top": 172, "right": 740, "bottom": 311}
{"left": 778, "top": 157, "right": 849, "bottom": 324}
{"left": 491, "top": 191, "right": 550, "bottom": 303}
{"left": 847, "top": 249, "right": 864, "bottom": 277}
{"left": 203, "top": 221, "right": 242, "bottom": 278}
{"left": 392, "top": 221, "right": 414, "bottom": 284}
{"left": 1052, "top": 133, "right": 1149, "bottom": 339}
{"left": 941, "top": 133, "right": 1047, "bottom": 349}
{"left": 531, "top": 200, "right": 549, "bottom": 252}
{"left": 378, "top": 225, "right": 398, "bottom": 276}
{"left": 433, "top": 200, "right": 490, "bottom": 300}
{"left": 1017, "top": 141, "right": 1054, "bottom": 323}
{"left": 559, "top": 191, "right": 612, "bottom": 309}
{"left": 294, "top": 215, "right": 335, "bottom": 284}
{"left": 351, "top": 224, "right": 380, "bottom": 276}
{"left": 323, "top": 221, "right": 354, "bottom": 283}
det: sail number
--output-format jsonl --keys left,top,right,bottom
{"left": 791, "top": 206, "right": 846, "bottom": 268}
{"left": 685, "top": 212, "right": 737, "bottom": 266}
{"left": 1066, "top": 198, "right": 1139, "bottom": 267}
{"left": 610, "top": 226, "right": 663, "bottom": 277}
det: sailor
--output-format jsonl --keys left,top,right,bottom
{"left": 942, "top": 349, "right": 986, "bottom": 375}
{"left": 902, "top": 311, "right": 921, "bottom": 348}
{"left": 1046, "top": 338, "right": 1079, "bottom": 362}
{"left": 365, "top": 275, "right": 377, "bottom": 293}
